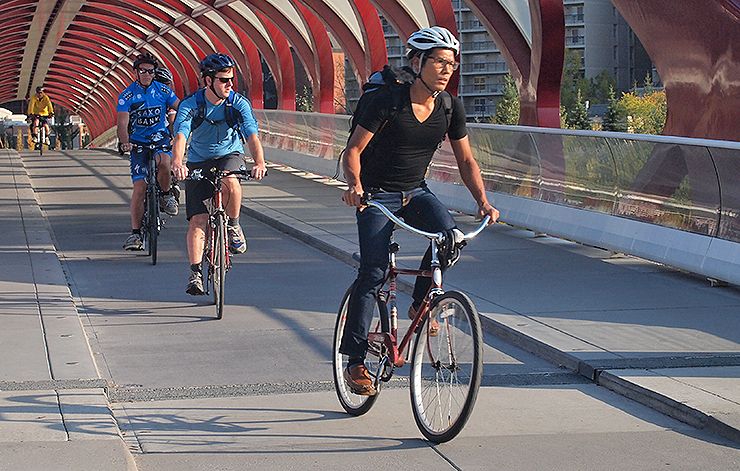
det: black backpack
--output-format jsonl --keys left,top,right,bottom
{"left": 335, "top": 65, "right": 453, "bottom": 179}
{"left": 188, "top": 88, "right": 244, "bottom": 139}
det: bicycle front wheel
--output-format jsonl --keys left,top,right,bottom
{"left": 38, "top": 128, "right": 44, "bottom": 156}
{"left": 332, "top": 283, "right": 380, "bottom": 415}
{"left": 147, "top": 181, "right": 159, "bottom": 265}
{"left": 212, "top": 214, "right": 227, "bottom": 319}
{"left": 410, "top": 291, "right": 482, "bottom": 443}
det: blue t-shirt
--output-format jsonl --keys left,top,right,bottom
{"left": 173, "top": 90, "right": 259, "bottom": 163}
{"left": 117, "top": 81, "right": 178, "bottom": 143}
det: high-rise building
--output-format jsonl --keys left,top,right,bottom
{"left": 343, "top": 0, "right": 654, "bottom": 119}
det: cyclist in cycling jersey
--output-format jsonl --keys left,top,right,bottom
{"left": 171, "top": 53, "right": 267, "bottom": 296}
{"left": 339, "top": 26, "right": 499, "bottom": 395}
{"left": 117, "top": 53, "right": 181, "bottom": 251}
{"left": 27, "top": 86, "right": 53, "bottom": 146}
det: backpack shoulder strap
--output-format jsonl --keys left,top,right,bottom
{"left": 439, "top": 90, "right": 453, "bottom": 132}
{"left": 435, "top": 91, "right": 454, "bottom": 148}
{"left": 187, "top": 88, "right": 206, "bottom": 131}
{"left": 382, "top": 82, "right": 407, "bottom": 131}
{"left": 226, "top": 91, "right": 245, "bottom": 141}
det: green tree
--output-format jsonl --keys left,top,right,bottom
{"left": 560, "top": 49, "right": 589, "bottom": 111}
{"left": 642, "top": 72, "right": 655, "bottom": 95}
{"left": 559, "top": 105, "right": 568, "bottom": 128}
{"left": 296, "top": 85, "right": 314, "bottom": 112}
{"left": 492, "top": 74, "right": 519, "bottom": 124}
{"left": 566, "top": 89, "right": 590, "bottom": 129}
{"left": 620, "top": 89, "right": 666, "bottom": 134}
{"left": 602, "top": 86, "right": 627, "bottom": 132}
{"left": 588, "top": 70, "right": 616, "bottom": 104}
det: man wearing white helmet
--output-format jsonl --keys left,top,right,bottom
{"left": 339, "top": 26, "right": 500, "bottom": 395}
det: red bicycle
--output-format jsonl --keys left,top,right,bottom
{"left": 188, "top": 165, "right": 258, "bottom": 319}
{"left": 332, "top": 198, "right": 490, "bottom": 443}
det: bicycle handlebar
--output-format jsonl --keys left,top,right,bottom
{"left": 364, "top": 199, "right": 490, "bottom": 242}
{"left": 186, "top": 166, "right": 266, "bottom": 183}
{"left": 132, "top": 143, "right": 171, "bottom": 152}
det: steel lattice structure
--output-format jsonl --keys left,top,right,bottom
{"left": 1, "top": 1, "right": 737, "bottom": 140}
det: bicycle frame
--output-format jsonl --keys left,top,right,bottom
{"left": 134, "top": 143, "right": 170, "bottom": 264}
{"left": 189, "top": 166, "right": 255, "bottom": 294}
{"left": 32, "top": 115, "right": 49, "bottom": 154}
{"left": 364, "top": 200, "right": 490, "bottom": 370}
{"left": 204, "top": 174, "right": 230, "bottom": 284}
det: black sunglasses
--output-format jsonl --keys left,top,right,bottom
{"left": 215, "top": 76, "right": 234, "bottom": 84}
{"left": 137, "top": 68, "right": 156, "bottom": 74}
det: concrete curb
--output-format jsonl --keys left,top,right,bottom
{"left": 242, "top": 191, "right": 740, "bottom": 446}
{"left": 597, "top": 370, "right": 740, "bottom": 445}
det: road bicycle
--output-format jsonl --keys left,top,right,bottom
{"left": 188, "top": 165, "right": 259, "bottom": 319}
{"left": 134, "top": 143, "right": 172, "bottom": 266}
{"left": 332, "top": 198, "right": 490, "bottom": 443}
{"left": 31, "top": 115, "right": 51, "bottom": 156}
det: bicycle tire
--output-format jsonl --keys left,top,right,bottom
{"left": 38, "top": 127, "right": 43, "bottom": 156}
{"left": 201, "top": 225, "right": 212, "bottom": 296}
{"left": 409, "top": 290, "right": 482, "bottom": 443}
{"left": 332, "top": 283, "right": 380, "bottom": 415}
{"left": 213, "top": 214, "right": 227, "bottom": 319}
{"left": 147, "top": 161, "right": 159, "bottom": 266}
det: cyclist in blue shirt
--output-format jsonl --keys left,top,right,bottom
{"left": 171, "top": 53, "right": 267, "bottom": 296}
{"left": 117, "top": 52, "right": 180, "bottom": 251}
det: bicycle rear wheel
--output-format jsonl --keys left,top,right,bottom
{"left": 212, "top": 214, "right": 227, "bottom": 319}
{"left": 410, "top": 291, "right": 482, "bottom": 443}
{"left": 147, "top": 175, "right": 159, "bottom": 266}
{"left": 332, "top": 283, "right": 380, "bottom": 415}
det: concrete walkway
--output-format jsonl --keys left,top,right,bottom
{"left": 242, "top": 149, "right": 740, "bottom": 444}
{"left": 0, "top": 149, "right": 135, "bottom": 470}
{"left": 0, "top": 146, "right": 738, "bottom": 470}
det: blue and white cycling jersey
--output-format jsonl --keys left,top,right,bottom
{"left": 117, "top": 81, "right": 178, "bottom": 144}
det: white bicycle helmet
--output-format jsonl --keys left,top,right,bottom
{"left": 405, "top": 26, "right": 460, "bottom": 59}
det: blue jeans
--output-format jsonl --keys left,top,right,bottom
{"left": 339, "top": 187, "right": 456, "bottom": 360}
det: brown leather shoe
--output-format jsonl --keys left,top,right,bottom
{"left": 343, "top": 364, "right": 376, "bottom": 396}
{"left": 408, "top": 304, "right": 439, "bottom": 337}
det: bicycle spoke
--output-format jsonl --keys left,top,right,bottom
{"left": 410, "top": 291, "right": 482, "bottom": 442}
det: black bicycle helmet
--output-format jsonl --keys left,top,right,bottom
{"left": 199, "top": 53, "right": 235, "bottom": 76}
{"left": 133, "top": 52, "right": 158, "bottom": 70}
{"left": 154, "top": 67, "right": 174, "bottom": 84}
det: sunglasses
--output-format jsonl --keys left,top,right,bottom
{"left": 215, "top": 76, "right": 234, "bottom": 84}
{"left": 137, "top": 68, "right": 156, "bottom": 74}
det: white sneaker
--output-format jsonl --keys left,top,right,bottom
{"left": 227, "top": 224, "right": 247, "bottom": 254}
{"left": 123, "top": 233, "right": 144, "bottom": 251}
{"left": 160, "top": 194, "right": 178, "bottom": 216}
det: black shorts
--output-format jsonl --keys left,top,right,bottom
{"left": 185, "top": 153, "right": 245, "bottom": 220}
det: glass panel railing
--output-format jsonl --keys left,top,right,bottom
{"left": 255, "top": 112, "right": 739, "bottom": 243}
{"left": 609, "top": 140, "right": 720, "bottom": 235}
{"left": 708, "top": 147, "right": 740, "bottom": 240}
{"left": 463, "top": 127, "right": 540, "bottom": 197}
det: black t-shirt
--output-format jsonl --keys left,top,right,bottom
{"left": 356, "top": 86, "right": 467, "bottom": 192}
